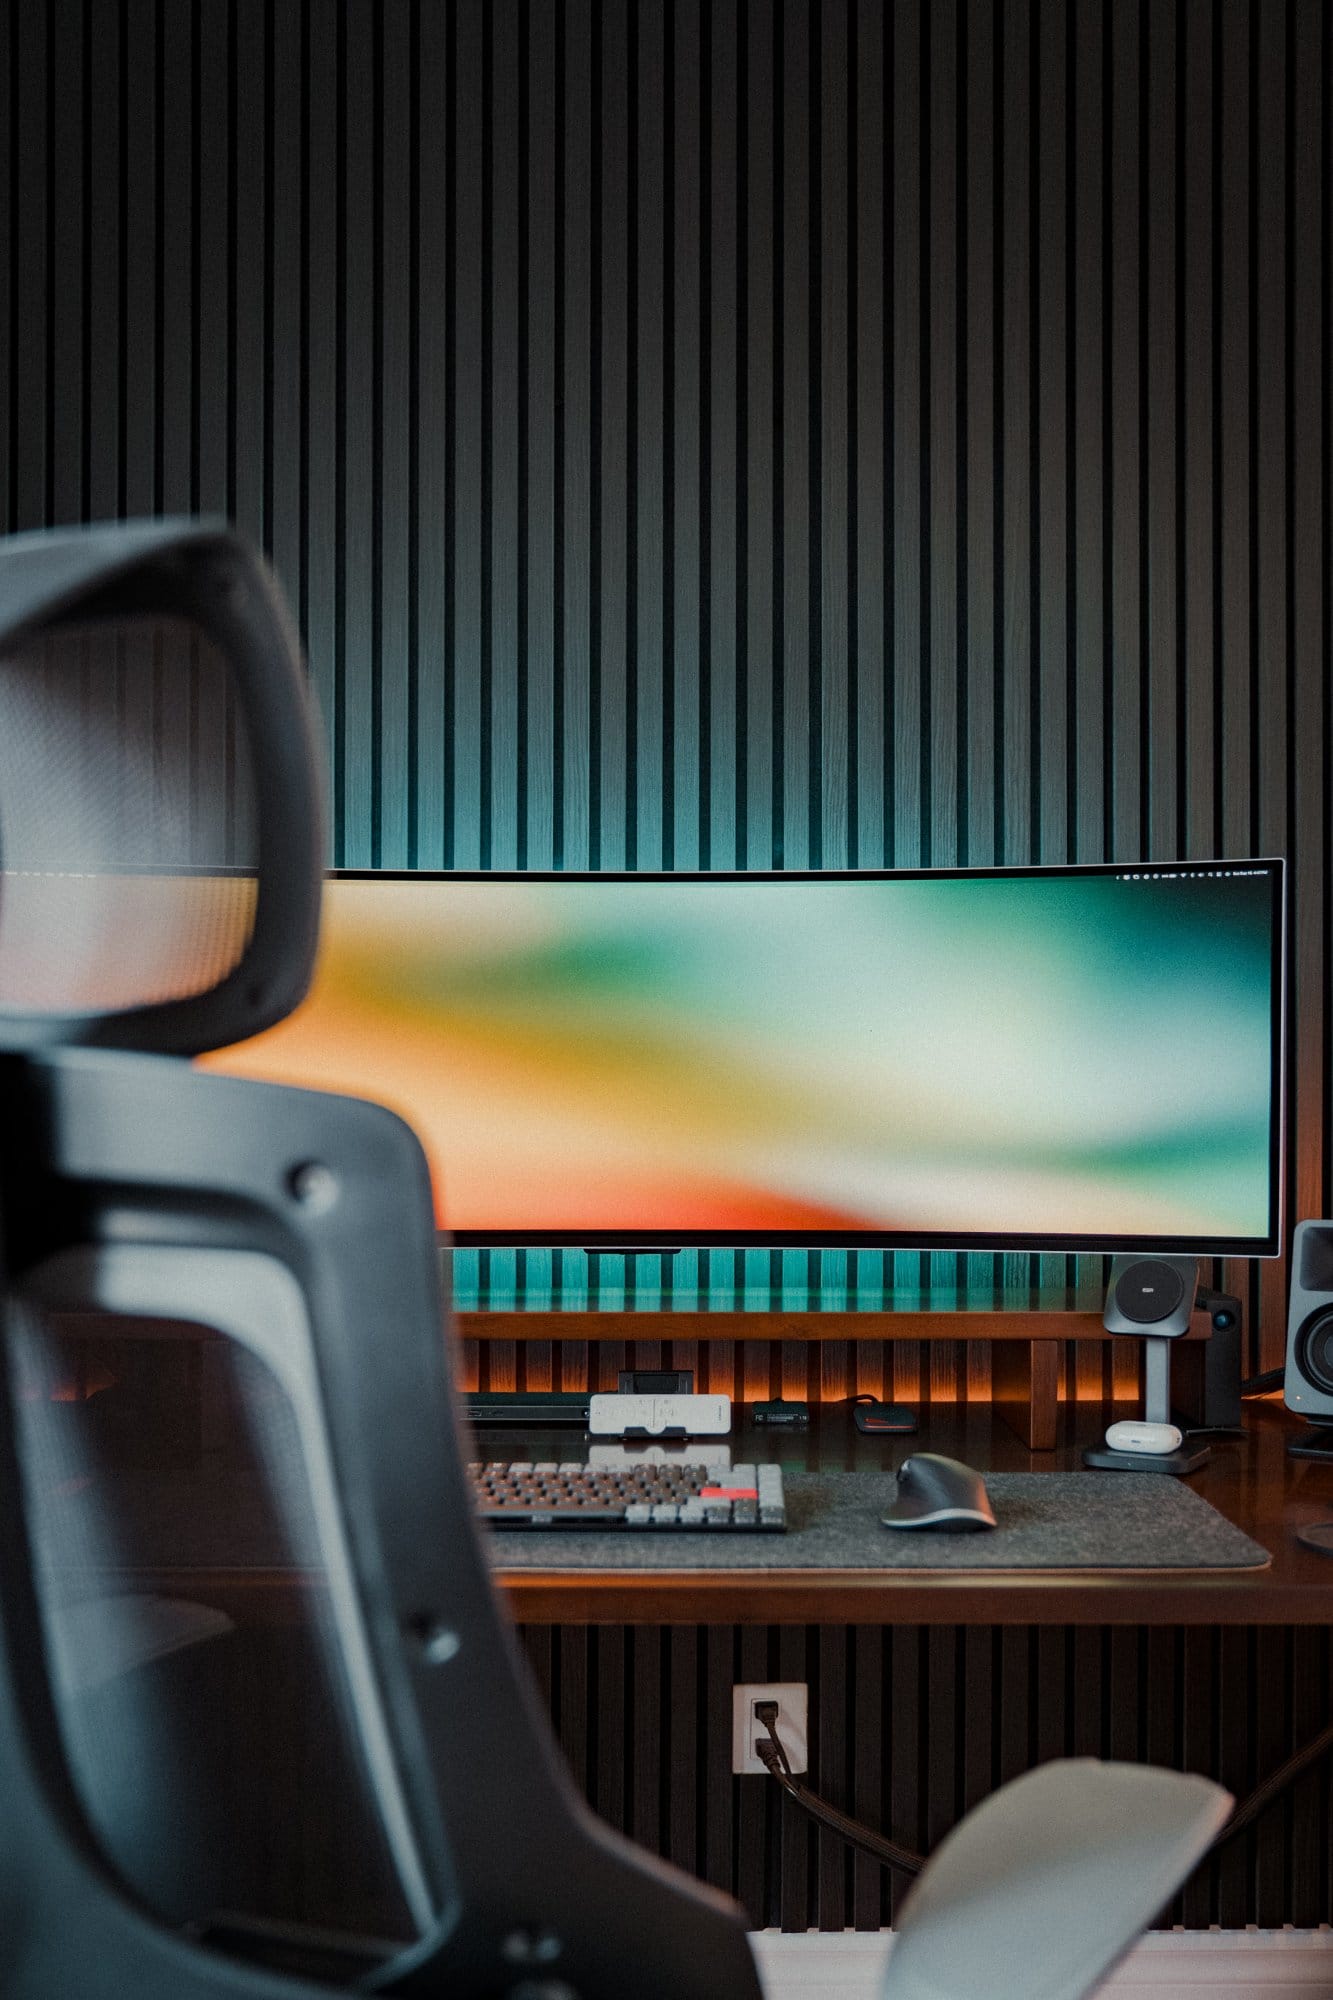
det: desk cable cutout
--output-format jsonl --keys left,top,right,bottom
{"left": 752, "top": 1703, "right": 1333, "bottom": 1875}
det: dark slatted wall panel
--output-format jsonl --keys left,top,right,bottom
{"left": 2, "top": 0, "right": 1329, "bottom": 1369}
{"left": 519, "top": 1621, "right": 1333, "bottom": 1933}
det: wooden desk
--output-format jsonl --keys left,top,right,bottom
{"left": 497, "top": 1398, "right": 1333, "bottom": 1626}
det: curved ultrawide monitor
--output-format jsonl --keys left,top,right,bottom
{"left": 206, "top": 861, "right": 1285, "bottom": 1255}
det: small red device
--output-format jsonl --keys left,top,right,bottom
{"left": 851, "top": 1399, "right": 918, "bottom": 1436}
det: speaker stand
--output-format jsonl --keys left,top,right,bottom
{"left": 1082, "top": 1336, "right": 1212, "bottom": 1478}
{"left": 1286, "top": 1425, "right": 1333, "bottom": 1462}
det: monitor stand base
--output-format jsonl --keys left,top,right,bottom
{"left": 1082, "top": 1442, "right": 1211, "bottom": 1477}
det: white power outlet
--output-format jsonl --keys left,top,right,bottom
{"left": 731, "top": 1682, "right": 808, "bottom": 1775}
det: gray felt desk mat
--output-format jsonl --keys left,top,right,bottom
{"left": 486, "top": 1471, "right": 1271, "bottom": 1572}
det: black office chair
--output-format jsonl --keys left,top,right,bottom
{"left": 0, "top": 521, "right": 1228, "bottom": 2000}
{"left": 0, "top": 520, "right": 766, "bottom": 1999}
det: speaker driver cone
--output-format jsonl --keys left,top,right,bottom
{"left": 1112, "top": 1258, "right": 1187, "bottom": 1326}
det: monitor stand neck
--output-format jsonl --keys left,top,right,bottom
{"left": 1143, "top": 1338, "right": 1172, "bottom": 1426}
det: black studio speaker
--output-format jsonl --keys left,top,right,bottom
{"left": 1284, "top": 1223, "right": 1333, "bottom": 1451}
{"left": 1171, "top": 1286, "right": 1243, "bottom": 1432}
{"left": 1103, "top": 1256, "right": 1199, "bottom": 1340}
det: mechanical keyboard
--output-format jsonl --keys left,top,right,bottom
{"left": 469, "top": 1459, "right": 786, "bottom": 1531}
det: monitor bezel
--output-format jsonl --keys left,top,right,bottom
{"left": 325, "top": 859, "right": 1287, "bottom": 1258}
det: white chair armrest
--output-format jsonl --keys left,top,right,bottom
{"left": 884, "top": 1758, "right": 1232, "bottom": 2000}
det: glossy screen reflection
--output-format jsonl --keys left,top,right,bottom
{"left": 205, "top": 867, "right": 1282, "bottom": 1252}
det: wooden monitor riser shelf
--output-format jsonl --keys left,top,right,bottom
{"left": 455, "top": 1308, "right": 1213, "bottom": 1452}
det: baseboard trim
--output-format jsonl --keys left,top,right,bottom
{"left": 750, "top": 1928, "right": 1333, "bottom": 2000}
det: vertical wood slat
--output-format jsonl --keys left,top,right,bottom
{"left": 415, "top": 1, "right": 449, "bottom": 869}
{"left": 1179, "top": 0, "right": 1215, "bottom": 860}
{"left": 593, "top": 0, "right": 627, "bottom": 870}
{"left": 13, "top": 0, "right": 48, "bottom": 529}
{"left": 303, "top": 0, "right": 338, "bottom": 807}
{"left": 559, "top": 1, "right": 593, "bottom": 871}
{"left": 670, "top": 0, "right": 703, "bottom": 873}
{"left": 375, "top": 4, "right": 412, "bottom": 870}
{"left": 850, "top": 1624, "right": 883, "bottom": 1929}
{"left": 891, "top": 0, "right": 923, "bottom": 873}
{"left": 1216, "top": 0, "right": 1257, "bottom": 1356}
{"left": 1035, "top": 0, "right": 1067, "bottom": 868}
{"left": 1252, "top": 3, "right": 1290, "bottom": 1374}
{"left": 1289, "top": 0, "right": 1326, "bottom": 1270}
{"left": 50, "top": 0, "right": 85, "bottom": 527}
{"left": 5, "top": 0, "right": 1327, "bottom": 1347}
{"left": 998, "top": 0, "right": 1032, "bottom": 865}
{"left": 707, "top": 1, "right": 739, "bottom": 870}
{"left": 450, "top": 0, "right": 484, "bottom": 873}
{"left": 0, "top": 4, "right": 11, "bottom": 535}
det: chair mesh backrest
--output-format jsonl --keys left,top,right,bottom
{"left": 7, "top": 1287, "right": 418, "bottom": 1945}
{"left": 0, "top": 528, "right": 407, "bottom": 1948}
{"left": 0, "top": 614, "right": 259, "bottom": 1017}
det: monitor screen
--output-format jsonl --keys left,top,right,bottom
{"left": 205, "top": 862, "right": 1285, "bottom": 1254}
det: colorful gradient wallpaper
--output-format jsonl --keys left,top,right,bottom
{"left": 205, "top": 868, "right": 1281, "bottom": 1247}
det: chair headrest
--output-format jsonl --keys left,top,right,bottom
{"left": 0, "top": 520, "right": 324, "bottom": 1055}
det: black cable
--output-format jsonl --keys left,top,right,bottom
{"left": 1205, "top": 1719, "right": 1333, "bottom": 1852}
{"left": 755, "top": 1738, "right": 925, "bottom": 1877}
{"left": 753, "top": 1704, "right": 924, "bottom": 1877}
{"left": 1241, "top": 1366, "right": 1285, "bottom": 1397}
{"left": 751, "top": 1703, "right": 1333, "bottom": 1878}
